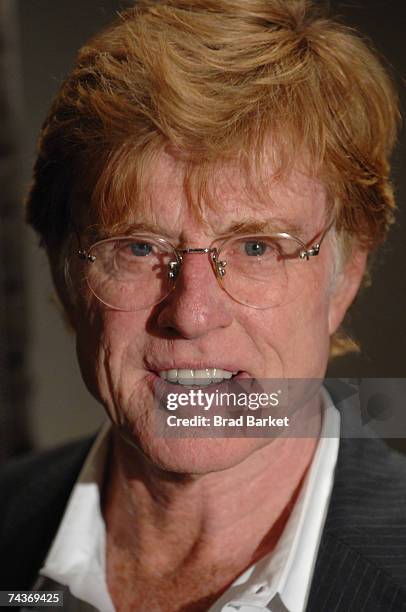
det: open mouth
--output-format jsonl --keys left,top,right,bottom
{"left": 157, "top": 368, "right": 242, "bottom": 387}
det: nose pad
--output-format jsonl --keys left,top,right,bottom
{"left": 167, "top": 260, "right": 180, "bottom": 282}
{"left": 214, "top": 256, "right": 227, "bottom": 278}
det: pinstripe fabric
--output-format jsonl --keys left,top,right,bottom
{"left": 307, "top": 436, "right": 406, "bottom": 611}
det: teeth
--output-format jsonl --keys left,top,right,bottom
{"left": 167, "top": 369, "right": 180, "bottom": 382}
{"left": 158, "top": 368, "right": 238, "bottom": 386}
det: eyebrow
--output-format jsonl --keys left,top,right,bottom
{"left": 110, "top": 218, "right": 304, "bottom": 241}
{"left": 220, "top": 219, "right": 303, "bottom": 237}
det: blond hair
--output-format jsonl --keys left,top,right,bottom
{"left": 26, "top": 0, "right": 400, "bottom": 354}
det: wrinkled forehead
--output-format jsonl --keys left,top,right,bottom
{"left": 80, "top": 147, "right": 328, "bottom": 240}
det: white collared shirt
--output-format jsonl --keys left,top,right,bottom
{"left": 35, "top": 389, "right": 340, "bottom": 612}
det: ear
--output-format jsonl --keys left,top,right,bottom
{"left": 328, "top": 248, "right": 367, "bottom": 335}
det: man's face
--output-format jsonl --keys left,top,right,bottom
{"left": 73, "top": 152, "right": 364, "bottom": 473}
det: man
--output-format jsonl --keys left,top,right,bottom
{"left": 1, "top": 1, "right": 405, "bottom": 610}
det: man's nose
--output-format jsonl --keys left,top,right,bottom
{"left": 155, "top": 253, "right": 233, "bottom": 339}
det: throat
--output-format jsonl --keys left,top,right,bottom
{"left": 104, "top": 464, "right": 308, "bottom": 612}
{"left": 106, "top": 543, "right": 250, "bottom": 612}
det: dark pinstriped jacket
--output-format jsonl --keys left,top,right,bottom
{"left": 1, "top": 429, "right": 406, "bottom": 611}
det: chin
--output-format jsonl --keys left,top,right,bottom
{"left": 117, "top": 427, "right": 268, "bottom": 475}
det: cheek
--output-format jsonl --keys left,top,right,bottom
{"left": 249, "top": 268, "right": 332, "bottom": 377}
{"left": 75, "top": 308, "right": 148, "bottom": 407}
{"left": 282, "top": 274, "right": 332, "bottom": 375}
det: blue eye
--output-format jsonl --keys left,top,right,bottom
{"left": 244, "top": 241, "right": 267, "bottom": 256}
{"left": 130, "top": 242, "right": 153, "bottom": 257}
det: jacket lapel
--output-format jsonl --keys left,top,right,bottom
{"left": 307, "top": 435, "right": 406, "bottom": 611}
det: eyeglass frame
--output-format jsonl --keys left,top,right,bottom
{"left": 75, "top": 222, "right": 333, "bottom": 310}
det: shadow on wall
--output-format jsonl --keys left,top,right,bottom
{"left": 0, "top": 0, "right": 31, "bottom": 463}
